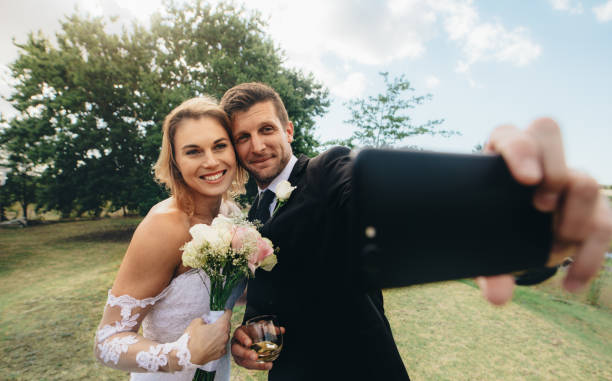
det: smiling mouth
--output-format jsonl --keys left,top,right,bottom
{"left": 250, "top": 156, "right": 273, "bottom": 165}
{"left": 200, "top": 170, "right": 226, "bottom": 182}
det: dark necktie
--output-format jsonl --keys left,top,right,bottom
{"left": 254, "top": 189, "right": 276, "bottom": 224}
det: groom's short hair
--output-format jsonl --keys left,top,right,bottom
{"left": 220, "top": 82, "right": 289, "bottom": 126}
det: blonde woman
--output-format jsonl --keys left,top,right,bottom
{"left": 94, "top": 97, "right": 247, "bottom": 380}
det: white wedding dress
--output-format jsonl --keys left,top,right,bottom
{"left": 94, "top": 202, "right": 242, "bottom": 380}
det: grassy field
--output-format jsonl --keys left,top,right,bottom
{"left": 1, "top": 218, "right": 611, "bottom": 380}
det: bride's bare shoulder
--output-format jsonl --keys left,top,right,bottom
{"left": 112, "top": 198, "right": 191, "bottom": 297}
{"left": 134, "top": 198, "right": 191, "bottom": 246}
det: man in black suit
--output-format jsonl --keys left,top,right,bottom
{"left": 221, "top": 83, "right": 611, "bottom": 380}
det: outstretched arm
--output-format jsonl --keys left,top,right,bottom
{"left": 479, "top": 118, "right": 612, "bottom": 304}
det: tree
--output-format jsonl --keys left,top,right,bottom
{"left": 2, "top": 2, "right": 329, "bottom": 217}
{"left": 343, "top": 72, "right": 457, "bottom": 148}
{"left": 0, "top": 136, "right": 39, "bottom": 222}
{"left": 4, "top": 15, "right": 158, "bottom": 217}
{"left": 150, "top": 1, "right": 329, "bottom": 157}
{"left": 0, "top": 159, "right": 15, "bottom": 221}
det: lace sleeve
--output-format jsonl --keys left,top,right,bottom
{"left": 94, "top": 289, "right": 198, "bottom": 373}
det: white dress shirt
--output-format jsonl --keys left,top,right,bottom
{"left": 257, "top": 155, "right": 298, "bottom": 215}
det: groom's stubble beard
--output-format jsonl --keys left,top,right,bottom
{"left": 244, "top": 151, "right": 291, "bottom": 189}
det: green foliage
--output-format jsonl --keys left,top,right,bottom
{"left": 150, "top": 1, "right": 329, "bottom": 157}
{"left": 0, "top": 1, "right": 329, "bottom": 217}
{"left": 0, "top": 124, "right": 39, "bottom": 220}
{"left": 0, "top": 151, "right": 15, "bottom": 221}
{"left": 343, "top": 72, "right": 457, "bottom": 148}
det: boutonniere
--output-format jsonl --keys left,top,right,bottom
{"left": 272, "top": 180, "right": 297, "bottom": 215}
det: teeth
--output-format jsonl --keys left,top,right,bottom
{"left": 204, "top": 172, "right": 224, "bottom": 181}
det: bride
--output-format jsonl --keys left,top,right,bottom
{"left": 94, "top": 96, "right": 247, "bottom": 380}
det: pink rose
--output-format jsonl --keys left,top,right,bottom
{"left": 231, "top": 226, "right": 250, "bottom": 251}
{"left": 247, "top": 237, "right": 275, "bottom": 274}
{"left": 256, "top": 237, "right": 274, "bottom": 262}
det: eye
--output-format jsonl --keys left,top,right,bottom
{"left": 185, "top": 149, "right": 199, "bottom": 155}
{"left": 235, "top": 134, "right": 249, "bottom": 144}
{"left": 214, "top": 143, "right": 228, "bottom": 150}
{"left": 262, "top": 125, "right": 275, "bottom": 133}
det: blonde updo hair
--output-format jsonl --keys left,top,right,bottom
{"left": 154, "top": 96, "right": 248, "bottom": 215}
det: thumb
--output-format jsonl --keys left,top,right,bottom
{"left": 220, "top": 309, "right": 233, "bottom": 322}
{"left": 477, "top": 275, "right": 515, "bottom": 305}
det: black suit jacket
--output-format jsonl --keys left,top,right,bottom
{"left": 245, "top": 147, "right": 409, "bottom": 380}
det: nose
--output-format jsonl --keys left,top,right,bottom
{"left": 201, "top": 150, "right": 219, "bottom": 168}
{"left": 250, "top": 135, "right": 266, "bottom": 153}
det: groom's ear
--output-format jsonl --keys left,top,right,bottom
{"left": 285, "top": 122, "right": 294, "bottom": 143}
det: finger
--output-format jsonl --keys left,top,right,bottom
{"left": 216, "top": 311, "right": 232, "bottom": 331}
{"left": 237, "top": 358, "right": 274, "bottom": 371}
{"left": 556, "top": 171, "right": 600, "bottom": 242}
{"left": 231, "top": 339, "right": 258, "bottom": 361}
{"left": 525, "top": 118, "right": 569, "bottom": 211}
{"left": 233, "top": 326, "right": 252, "bottom": 347}
{"left": 476, "top": 274, "right": 516, "bottom": 305}
{"left": 564, "top": 196, "right": 612, "bottom": 292}
{"left": 486, "top": 125, "right": 542, "bottom": 185}
{"left": 223, "top": 309, "right": 233, "bottom": 320}
{"left": 192, "top": 317, "right": 204, "bottom": 326}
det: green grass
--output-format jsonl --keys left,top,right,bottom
{"left": 1, "top": 219, "right": 611, "bottom": 380}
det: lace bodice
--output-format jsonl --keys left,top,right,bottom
{"left": 142, "top": 269, "right": 209, "bottom": 343}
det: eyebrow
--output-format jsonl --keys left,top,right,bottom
{"left": 181, "top": 138, "right": 228, "bottom": 150}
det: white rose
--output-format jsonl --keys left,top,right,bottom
{"left": 214, "top": 225, "right": 233, "bottom": 250}
{"left": 211, "top": 215, "right": 233, "bottom": 231}
{"left": 275, "top": 180, "right": 296, "bottom": 201}
{"left": 181, "top": 241, "right": 204, "bottom": 268}
{"left": 189, "top": 223, "right": 222, "bottom": 248}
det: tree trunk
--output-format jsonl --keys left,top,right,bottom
{"left": 21, "top": 202, "right": 27, "bottom": 221}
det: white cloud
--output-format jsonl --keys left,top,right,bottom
{"left": 548, "top": 0, "right": 584, "bottom": 14}
{"left": 249, "top": 0, "right": 435, "bottom": 67}
{"left": 245, "top": 0, "right": 541, "bottom": 97}
{"left": 593, "top": 0, "right": 612, "bottom": 21}
{"left": 425, "top": 75, "right": 441, "bottom": 89}
{"left": 1, "top": 0, "right": 543, "bottom": 103}
{"left": 333, "top": 72, "right": 368, "bottom": 99}
{"left": 430, "top": 1, "right": 541, "bottom": 73}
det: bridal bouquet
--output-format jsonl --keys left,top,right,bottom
{"left": 181, "top": 215, "right": 278, "bottom": 381}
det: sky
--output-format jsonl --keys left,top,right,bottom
{"left": 1, "top": 0, "right": 611, "bottom": 184}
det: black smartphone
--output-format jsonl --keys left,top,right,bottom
{"left": 351, "top": 148, "right": 554, "bottom": 289}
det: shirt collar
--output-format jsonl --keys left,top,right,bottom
{"left": 258, "top": 155, "right": 298, "bottom": 195}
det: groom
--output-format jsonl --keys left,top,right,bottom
{"left": 221, "top": 82, "right": 611, "bottom": 380}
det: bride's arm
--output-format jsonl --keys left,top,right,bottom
{"left": 94, "top": 212, "right": 231, "bottom": 373}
